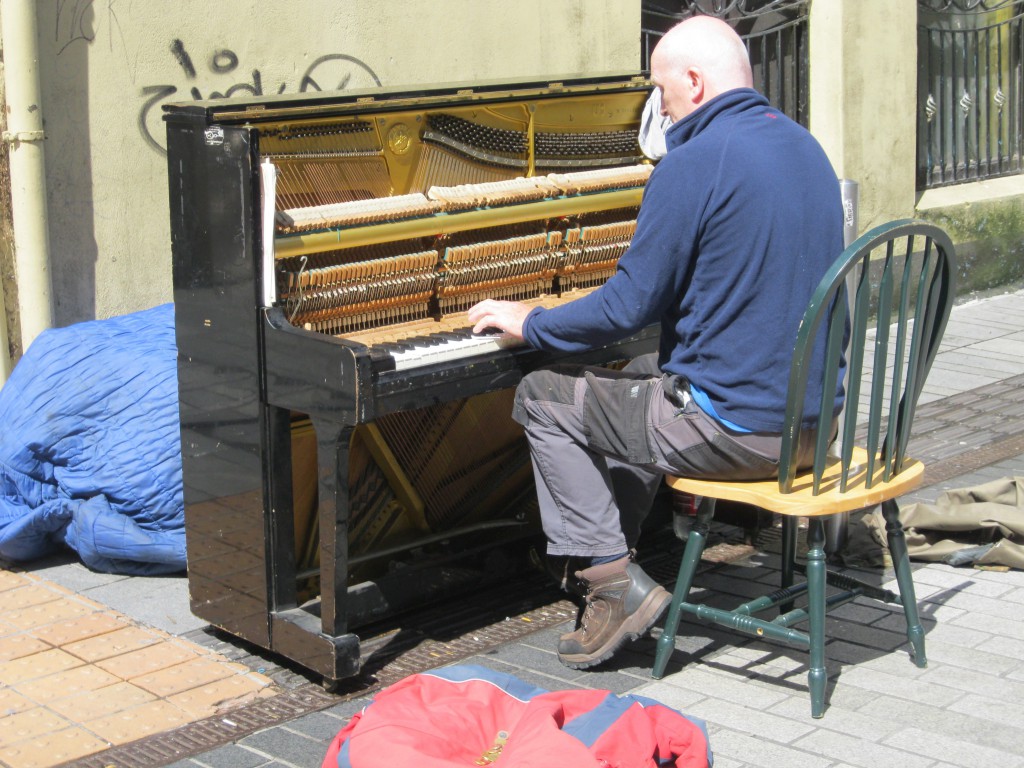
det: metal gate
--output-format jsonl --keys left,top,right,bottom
{"left": 640, "top": 0, "right": 810, "bottom": 126}
{"left": 918, "top": 0, "right": 1024, "bottom": 188}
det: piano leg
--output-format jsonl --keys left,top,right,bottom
{"left": 312, "top": 417, "right": 353, "bottom": 638}
{"left": 267, "top": 415, "right": 361, "bottom": 684}
{"left": 265, "top": 405, "right": 299, "bottom": 613}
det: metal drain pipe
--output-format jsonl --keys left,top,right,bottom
{"left": 0, "top": 285, "right": 9, "bottom": 385}
{"left": 1, "top": 0, "right": 53, "bottom": 381}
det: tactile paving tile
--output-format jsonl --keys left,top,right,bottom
{"left": 0, "top": 561, "right": 278, "bottom": 768}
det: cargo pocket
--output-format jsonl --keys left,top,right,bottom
{"left": 654, "top": 405, "right": 782, "bottom": 480}
{"left": 582, "top": 371, "right": 658, "bottom": 464}
{"left": 708, "top": 431, "right": 780, "bottom": 480}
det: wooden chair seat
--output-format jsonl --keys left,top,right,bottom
{"left": 666, "top": 446, "right": 924, "bottom": 517}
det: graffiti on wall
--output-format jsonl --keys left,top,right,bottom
{"left": 54, "top": 7, "right": 381, "bottom": 153}
{"left": 55, "top": 0, "right": 97, "bottom": 55}
{"left": 138, "top": 41, "right": 382, "bottom": 153}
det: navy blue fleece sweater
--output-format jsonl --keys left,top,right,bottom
{"left": 521, "top": 88, "right": 844, "bottom": 432}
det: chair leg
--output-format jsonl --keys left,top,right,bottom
{"left": 805, "top": 517, "right": 828, "bottom": 718}
{"left": 652, "top": 497, "right": 716, "bottom": 679}
{"left": 881, "top": 498, "right": 928, "bottom": 668}
{"left": 780, "top": 515, "right": 798, "bottom": 613}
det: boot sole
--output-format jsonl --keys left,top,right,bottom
{"left": 558, "top": 585, "right": 671, "bottom": 670}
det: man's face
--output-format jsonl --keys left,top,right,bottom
{"left": 650, "top": 50, "right": 692, "bottom": 124}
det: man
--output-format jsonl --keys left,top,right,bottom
{"left": 468, "top": 16, "right": 844, "bottom": 669}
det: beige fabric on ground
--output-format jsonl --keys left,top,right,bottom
{"left": 841, "top": 476, "right": 1024, "bottom": 570}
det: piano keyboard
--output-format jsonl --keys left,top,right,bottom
{"left": 340, "top": 292, "right": 582, "bottom": 371}
{"left": 386, "top": 328, "right": 523, "bottom": 371}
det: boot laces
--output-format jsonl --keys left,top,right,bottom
{"left": 581, "top": 594, "right": 596, "bottom": 636}
{"left": 579, "top": 582, "right": 604, "bottom": 637}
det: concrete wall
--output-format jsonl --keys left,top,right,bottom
{"left": 918, "top": 177, "right": 1024, "bottom": 296}
{"left": 2, "top": 0, "right": 639, "bottom": 358}
{"left": 809, "top": 0, "right": 918, "bottom": 230}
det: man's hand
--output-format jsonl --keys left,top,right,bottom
{"left": 467, "top": 299, "right": 532, "bottom": 340}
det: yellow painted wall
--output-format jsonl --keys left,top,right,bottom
{"left": 809, "top": 0, "right": 918, "bottom": 231}
{"left": 25, "top": 1, "right": 639, "bottom": 327}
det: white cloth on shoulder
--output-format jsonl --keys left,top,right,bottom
{"left": 638, "top": 87, "right": 673, "bottom": 161}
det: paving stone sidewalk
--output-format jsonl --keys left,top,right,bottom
{"left": 169, "top": 288, "right": 1024, "bottom": 768}
{"left": 156, "top": 454, "right": 1024, "bottom": 768}
{"left": 6, "top": 288, "right": 1024, "bottom": 768}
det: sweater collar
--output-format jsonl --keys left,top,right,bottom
{"left": 665, "top": 88, "right": 770, "bottom": 150}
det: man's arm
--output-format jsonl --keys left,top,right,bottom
{"left": 466, "top": 157, "right": 694, "bottom": 351}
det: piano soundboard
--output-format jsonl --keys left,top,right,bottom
{"left": 165, "top": 73, "right": 660, "bottom": 683}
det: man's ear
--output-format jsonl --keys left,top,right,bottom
{"left": 686, "top": 66, "right": 705, "bottom": 103}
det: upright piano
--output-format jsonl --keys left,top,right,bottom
{"left": 165, "top": 73, "right": 659, "bottom": 684}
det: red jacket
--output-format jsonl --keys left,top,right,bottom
{"left": 323, "top": 665, "right": 711, "bottom": 768}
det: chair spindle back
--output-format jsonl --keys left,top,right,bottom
{"left": 778, "top": 220, "right": 957, "bottom": 495}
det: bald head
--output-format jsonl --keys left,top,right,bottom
{"left": 650, "top": 16, "right": 753, "bottom": 123}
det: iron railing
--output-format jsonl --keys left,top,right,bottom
{"left": 640, "top": 0, "right": 810, "bottom": 126}
{"left": 918, "top": 0, "right": 1024, "bottom": 187}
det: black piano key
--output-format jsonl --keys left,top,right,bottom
{"left": 421, "top": 338, "right": 449, "bottom": 348}
{"left": 405, "top": 335, "right": 443, "bottom": 347}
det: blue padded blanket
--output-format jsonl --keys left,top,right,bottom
{"left": 0, "top": 303, "right": 185, "bottom": 574}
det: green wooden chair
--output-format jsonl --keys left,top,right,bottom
{"left": 652, "top": 219, "right": 957, "bottom": 718}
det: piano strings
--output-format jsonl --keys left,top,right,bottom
{"left": 374, "top": 390, "right": 534, "bottom": 531}
{"left": 410, "top": 142, "right": 518, "bottom": 191}
{"left": 274, "top": 164, "right": 650, "bottom": 343}
{"left": 261, "top": 120, "right": 391, "bottom": 210}
{"left": 293, "top": 392, "right": 535, "bottom": 584}
{"left": 421, "top": 112, "right": 644, "bottom": 170}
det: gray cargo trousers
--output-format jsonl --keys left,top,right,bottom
{"left": 511, "top": 353, "right": 821, "bottom": 559}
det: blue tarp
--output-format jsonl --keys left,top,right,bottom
{"left": 0, "top": 303, "right": 185, "bottom": 574}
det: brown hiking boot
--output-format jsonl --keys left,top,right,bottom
{"left": 557, "top": 560, "right": 670, "bottom": 669}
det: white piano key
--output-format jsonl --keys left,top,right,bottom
{"left": 388, "top": 332, "right": 524, "bottom": 371}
